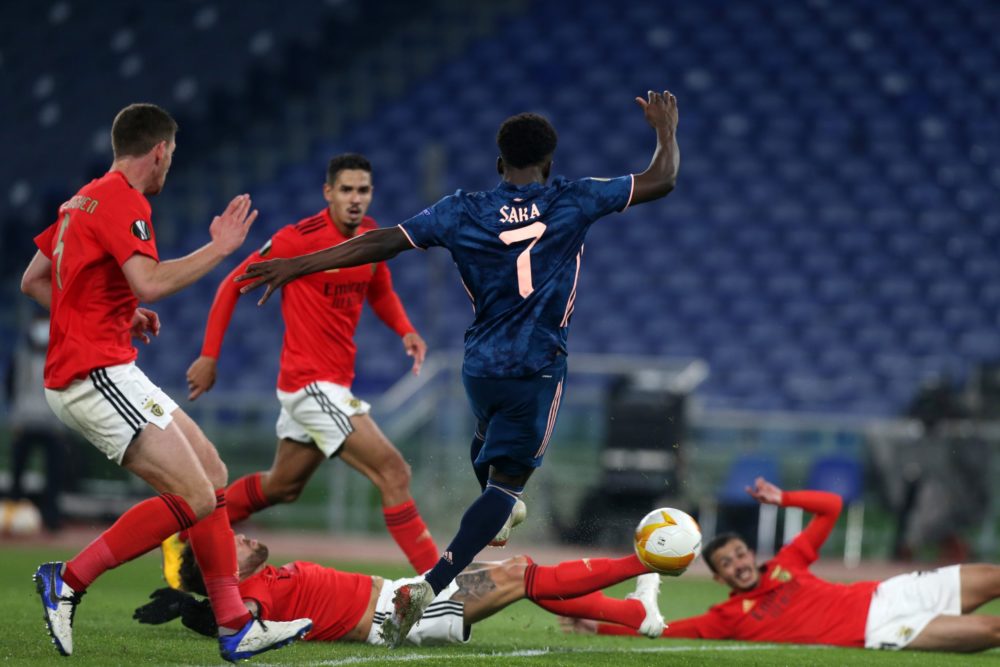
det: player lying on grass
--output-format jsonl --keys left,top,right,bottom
{"left": 566, "top": 478, "right": 1000, "bottom": 653}
{"left": 134, "top": 534, "right": 671, "bottom": 646}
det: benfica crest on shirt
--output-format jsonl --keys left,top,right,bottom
{"left": 131, "top": 219, "right": 152, "bottom": 241}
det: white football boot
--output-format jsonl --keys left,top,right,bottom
{"left": 626, "top": 572, "right": 666, "bottom": 638}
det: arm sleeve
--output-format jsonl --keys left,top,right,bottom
{"left": 776, "top": 490, "right": 843, "bottom": 565}
{"left": 201, "top": 232, "right": 298, "bottom": 358}
{"left": 94, "top": 195, "right": 159, "bottom": 266}
{"left": 366, "top": 262, "right": 416, "bottom": 337}
{"left": 200, "top": 251, "right": 259, "bottom": 359}
{"left": 572, "top": 175, "right": 635, "bottom": 220}
{"left": 237, "top": 579, "right": 273, "bottom": 620}
{"left": 398, "top": 196, "right": 456, "bottom": 249}
{"left": 34, "top": 223, "right": 58, "bottom": 259}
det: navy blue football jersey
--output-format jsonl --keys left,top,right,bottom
{"left": 399, "top": 174, "right": 634, "bottom": 377}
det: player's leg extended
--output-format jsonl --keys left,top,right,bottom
{"left": 906, "top": 615, "right": 1000, "bottom": 652}
{"left": 957, "top": 564, "right": 1000, "bottom": 613}
{"left": 168, "top": 409, "right": 254, "bottom": 632}
{"left": 339, "top": 414, "right": 439, "bottom": 572}
{"left": 225, "top": 437, "right": 325, "bottom": 525}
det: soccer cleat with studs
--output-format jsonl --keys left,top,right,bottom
{"left": 218, "top": 615, "right": 312, "bottom": 662}
{"left": 34, "top": 561, "right": 85, "bottom": 656}
{"left": 489, "top": 498, "right": 527, "bottom": 547}
{"left": 627, "top": 572, "right": 666, "bottom": 638}
{"left": 379, "top": 578, "right": 434, "bottom": 648}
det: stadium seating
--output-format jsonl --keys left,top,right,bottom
{"left": 3, "top": 0, "right": 998, "bottom": 417}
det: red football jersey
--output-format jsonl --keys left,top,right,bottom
{"left": 34, "top": 171, "right": 158, "bottom": 389}
{"left": 661, "top": 491, "right": 878, "bottom": 647}
{"left": 239, "top": 561, "right": 373, "bottom": 641}
{"left": 201, "top": 209, "right": 415, "bottom": 392}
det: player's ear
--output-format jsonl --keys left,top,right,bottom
{"left": 322, "top": 181, "right": 334, "bottom": 202}
{"left": 497, "top": 156, "right": 505, "bottom": 175}
{"left": 152, "top": 140, "right": 166, "bottom": 164}
{"left": 542, "top": 157, "right": 552, "bottom": 180}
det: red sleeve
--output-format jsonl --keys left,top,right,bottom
{"left": 777, "top": 490, "right": 843, "bottom": 564}
{"left": 238, "top": 574, "right": 273, "bottom": 619}
{"left": 34, "top": 223, "right": 58, "bottom": 259}
{"left": 597, "top": 612, "right": 729, "bottom": 639}
{"left": 201, "top": 251, "right": 260, "bottom": 358}
{"left": 366, "top": 261, "right": 416, "bottom": 337}
{"left": 94, "top": 193, "right": 159, "bottom": 266}
{"left": 201, "top": 232, "right": 299, "bottom": 358}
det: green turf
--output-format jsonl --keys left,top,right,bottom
{"left": 1, "top": 547, "right": 997, "bottom": 666}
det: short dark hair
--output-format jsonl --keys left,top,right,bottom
{"left": 111, "top": 103, "right": 178, "bottom": 158}
{"left": 496, "top": 113, "right": 558, "bottom": 169}
{"left": 179, "top": 543, "right": 207, "bottom": 596}
{"left": 326, "top": 153, "right": 372, "bottom": 185}
{"left": 702, "top": 532, "right": 745, "bottom": 574}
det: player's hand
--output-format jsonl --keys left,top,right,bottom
{"left": 187, "top": 356, "right": 218, "bottom": 401}
{"left": 133, "top": 587, "right": 190, "bottom": 624}
{"left": 558, "top": 616, "right": 598, "bottom": 635}
{"left": 209, "top": 194, "right": 258, "bottom": 257}
{"left": 402, "top": 332, "right": 427, "bottom": 375}
{"left": 746, "top": 476, "right": 783, "bottom": 506}
{"left": 235, "top": 257, "right": 299, "bottom": 306}
{"left": 634, "top": 90, "right": 678, "bottom": 134}
{"left": 130, "top": 307, "right": 160, "bottom": 344}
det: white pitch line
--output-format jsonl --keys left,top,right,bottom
{"left": 234, "top": 643, "right": 831, "bottom": 667}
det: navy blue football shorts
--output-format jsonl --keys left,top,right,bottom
{"left": 462, "top": 355, "right": 567, "bottom": 476}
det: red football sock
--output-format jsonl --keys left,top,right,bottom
{"left": 187, "top": 490, "right": 252, "bottom": 630}
{"left": 63, "top": 493, "right": 196, "bottom": 592}
{"left": 597, "top": 623, "right": 644, "bottom": 636}
{"left": 532, "top": 591, "right": 647, "bottom": 629}
{"left": 524, "top": 554, "right": 648, "bottom": 601}
{"left": 383, "top": 499, "right": 439, "bottom": 573}
{"left": 224, "top": 472, "right": 271, "bottom": 525}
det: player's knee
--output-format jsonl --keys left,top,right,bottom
{"left": 497, "top": 556, "right": 530, "bottom": 584}
{"left": 379, "top": 455, "right": 412, "bottom": 492}
{"left": 267, "top": 479, "right": 306, "bottom": 505}
{"left": 183, "top": 484, "right": 218, "bottom": 519}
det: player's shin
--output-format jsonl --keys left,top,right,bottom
{"left": 424, "top": 484, "right": 520, "bottom": 594}
{"left": 524, "top": 554, "right": 648, "bottom": 601}
{"left": 186, "top": 490, "right": 252, "bottom": 631}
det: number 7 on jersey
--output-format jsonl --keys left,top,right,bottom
{"left": 499, "top": 221, "right": 547, "bottom": 298}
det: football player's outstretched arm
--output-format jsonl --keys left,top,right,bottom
{"left": 747, "top": 477, "right": 842, "bottom": 553}
{"left": 237, "top": 226, "right": 412, "bottom": 305}
{"left": 630, "top": 90, "right": 680, "bottom": 205}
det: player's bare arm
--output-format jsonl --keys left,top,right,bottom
{"left": 237, "top": 226, "right": 412, "bottom": 305}
{"left": 20, "top": 250, "right": 53, "bottom": 309}
{"left": 186, "top": 356, "right": 218, "bottom": 400}
{"left": 122, "top": 194, "right": 258, "bottom": 302}
{"left": 631, "top": 89, "right": 680, "bottom": 205}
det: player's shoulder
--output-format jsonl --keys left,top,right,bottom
{"left": 289, "top": 210, "right": 329, "bottom": 237}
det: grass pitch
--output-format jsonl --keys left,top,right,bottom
{"left": 1, "top": 547, "right": 997, "bottom": 666}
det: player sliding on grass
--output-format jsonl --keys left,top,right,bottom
{"left": 167, "top": 153, "right": 438, "bottom": 587}
{"left": 134, "top": 534, "right": 668, "bottom": 646}
{"left": 236, "top": 90, "right": 680, "bottom": 645}
{"left": 567, "top": 477, "right": 1000, "bottom": 653}
{"left": 19, "top": 103, "right": 311, "bottom": 661}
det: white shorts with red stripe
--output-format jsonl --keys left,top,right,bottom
{"left": 44, "top": 362, "right": 177, "bottom": 464}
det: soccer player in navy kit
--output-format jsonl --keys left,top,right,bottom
{"left": 238, "top": 90, "right": 680, "bottom": 645}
